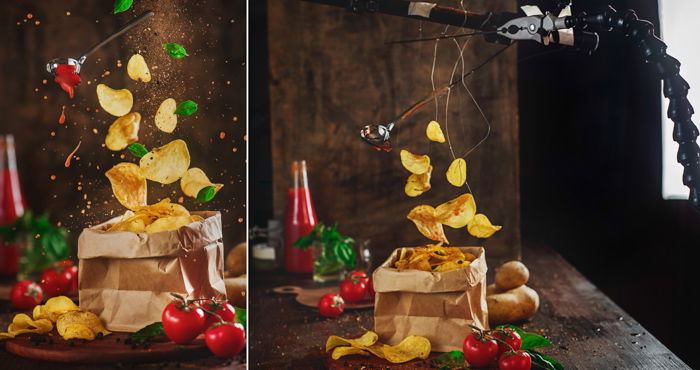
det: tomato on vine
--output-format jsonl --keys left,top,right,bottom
{"left": 463, "top": 329, "right": 499, "bottom": 367}
{"left": 493, "top": 327, "right": 523, "bottom": 357}
{"left": 498, "top": 350, "right": 532, "bottom": 370}
{"left": 161, "top": 293, "right": 207, "bottom": 344}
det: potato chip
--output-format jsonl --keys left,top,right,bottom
{"left": 62, "top": 324, "right": 96, "bottom": 341}
{"left": 135, "top": 198, "right": 190, "bottom": 218}
{"left": 467, "top": 213, "right": 502, "bottom": 238}
{"left": 400, "top": 150, "right": 431, "bottom": 175}
{"left": 105, "top": 112, "right": 141, "bottom": 151}
{"left": 436, "top": 193, "right": 476, "bottom": 229}
{"left": 407, "top": 205, "right": 448, "bottom": 244}
{"left": 107, "top": 213, "right": 150, "bottom": 233}
{"left": 145, "top": 215, "right": 195, "bottom": 233}
{"left": 446, "top": 158, "right": 467, "bottom": 187}
{"left": 326, "top": 331, "right": 379, "bottom": 352}
{"left": 57, "top": 311, "right": 111, "bottom": 337}
{"left": 190, "top": 215, "right": 205, "bottom": 222}
{"left": 127, "top": 54, "right": 152, "bottom": 82}
{"left": 426, "top": 121, "right": 446, "bottom": 143}
{"left": 44, "top": 296, "right": 80, "bottom": 319}
{"left": 96, "top": 84, "right": 133, "bottom": 117}
{"left": 382, "top": 335, "right": 431, "bottom": 363}
{"left": 1, "top": 313, "right": 53, "bottom": 339}
{"left": 155, "top": 98, "right": 178, "bottom": 133}
{"left": 331, "top": 346, "right": 370, "bottom": 360}
{"left": 181, "top": 168, "right": 224, "bottom": 198}
{"left": 404, "top": 166, "right": 432, "bottom": 197}
{"left": 139, "top": 139, "right": 191, "bottom": 184}
{"left": 106, "top": 163, "right": 148, "bottom": 210}
{"left": 433, "top": 260, "right": 470, "bottom": 272}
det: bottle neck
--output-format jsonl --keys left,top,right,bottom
{"left": 291, "top": 160, "right": 310, "bottom": 190}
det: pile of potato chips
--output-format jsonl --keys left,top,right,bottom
{"left": 393, "top": 243, "right": 477, "bottom": 272}
{"left": 1, "top": 296, "right": 110, "bottom": 341}
{"left": 96, "top": 53, "right": 223, "bottom": 233}
{"left": 326, "top": 331, "right": 431, "bottom": 364}
{"left": 400, "top": 120, "right": 502, "bottom": 242}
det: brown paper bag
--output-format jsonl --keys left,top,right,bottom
{"left": 77, "top": 211, "right": 227, "bottom": 332}
{"left": 373, "top": 246, "right": 488, "bottom": 352}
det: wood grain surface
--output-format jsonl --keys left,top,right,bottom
{"left": 266, "top": 0, "right": 521, "bottom": 265}
{"left": 249, "top": 244, "right": 690, "bottom": 369}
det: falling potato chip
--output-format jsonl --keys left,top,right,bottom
{"left": 400, "top": 150, "right": 431, "bottom": 175}
{"left": 155, "top": 98, "right": 178, "bottom": 133}
{"left": 62, "top": 324, "right": 96, "bottom": 341}
{"left": 181, "top": 168, "right": 224, "bottom": 198}
{"left": 57, "top": 311, "right": 111, "bottom": 337}
{"left": 467, "top": 213, "right": 502, "bottom": 238}
{"left": 105, "top": 112, "right": 141, "bottom": 151}
{"left": 436, "top": 193, "right": 476, "bottom": 229}
{"left": 404, "top": 166, "right": 432, "bottom": 197}
{"left": 407, "top": 205, "right": 448, "bottom": 244}
{"left": 140, "top": 139, "right": 191, "bottom": 184}
{"left": 145, "top": 215, "right": 195, "bottom": 233}
{"left": 426, "top": 121, "right": 446, "bottom": 143}
{"left": 382, "top": 335, "right": 431, "bottom": 363}
{"left": 106, "top": 163, "right": 148, "bottom": 210}
{"left": 326, "top": 331, "right": 379, "bottom": 352}
{"left": 331, "top": 346, "right": 370, "bottom": 360}
{"left": 127, "top": 54, "right": 152, "bottom": 82}
{"left": 96, "top": 84, "right": 133, "bottom": 117}
{"left": 446, "top": 158, "right": 467, "bottom": 187}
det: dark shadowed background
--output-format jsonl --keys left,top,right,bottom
{"left": 251, "top": 0, "right": 700, "bottom": 367}
{"left": 0, "top": 0, "right": 246, "bottom": 252}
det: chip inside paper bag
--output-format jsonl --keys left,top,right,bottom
{"left": 77, "top": 211, "right": 226, "bottom": 332}
{"left": 373, "top": 246, "right": 488, "bottom": 352}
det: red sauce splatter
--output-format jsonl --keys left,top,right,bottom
{"left": 64, "top": 141, "right": 81, "bottom": 168}
{"left": 54, "top": 64, "right": 81, "bottom": 98}
{"left": 58, "top": 106, "right": 66, "bottom": 124}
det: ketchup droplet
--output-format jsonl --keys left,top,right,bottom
{"left": 54, "top": 64, "right": 81, "bottom": 99}
{"left": 64, "top": 141, "right": 81, "bottom": 168}
{"left": 58, "top": 106, "right": 66, "bottom": 124}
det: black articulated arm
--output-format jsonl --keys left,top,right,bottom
{"left": 565, "top": 6, "right": 700, "bottom": 210}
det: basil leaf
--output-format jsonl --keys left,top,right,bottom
{"left": 114, "top": 0, "right": 133, "bottom": 14}
{"left": 128, "top": 143, "right": 148, "bottom": 158}
{"left": 293, "top": 235, "right": 313, "bottom": 249}
{"left": 196, "top": 186, "right": 217, "bottom": 203}
{"left": 162, "top": 43, "right": 189, "bottom": 59}
{"left": 128, "top": 322, "right": 165, "bottom": 344}
{"left": 175, "top": 100, "right": 198, "bottom": 116}
{"left": 497, "top": 325, "right": 552, "bottom": 350}
{"left": 335, "top": 242, "right": 356, "bottom": 268}
{"left": 528, "top": 350, "right": 564, "bottom": 370}
{"left": 234, "top": 307, "right": 246, "bottom": 329}
{"left": 430, "top": 351, "right": 465, "bottom": 369}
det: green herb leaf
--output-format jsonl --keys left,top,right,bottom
{"left": 234, "top": 307, "right": 247, "bottom": 329}
{"left": 497, "top": 325, "right": 552, "bottom": 350}
{"left": 334, "top": 242, "right": 356, "bottom": 268}
{"left": 195, "top": 186, "right": 217, "bottom": 203}
{"left": 114, "top": 0, "right": 133, "bottom": 13}
{"left": 128, "top": 322, "right": 165, "bottom": 344}
{"left": 162, "top": 43, "right": 189, "bottom": 59}
{"left": 175, "top": 100, "right": 198, "bottom": 116}
{"left": 128, "top": 143, "right": 148, "bottom": 158}
{"left": 528, "top": 350, "right": 564, "bottom": 370}
{"left": 293, "top": 235, "right": 313, "bottom": 249}
{"left": 430, "top": 351, "right": 465, "bottom": 369}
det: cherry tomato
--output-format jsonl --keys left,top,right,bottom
{"left": 339, "top": 276, "right": 367, "bottom": 303}
{"left": 205, "top": 322, "right": 246, "bottom": 357}
{"left": 347, "top": 271, "right": 369, "bottom": 284}
{"left": 463, "top": 331, "right": 499, "bottom": 368}
{"left": 10, "top": 280, "right": 44, "bottom": 310}
{"left": 318, "top": 293, "right": 345, "bottom": 317}
{"left": 55, "top": 260, "right": 79, "bottom": 294}
{"left": 366, "top": 277, "right": 375, "bottom": 299}
{"left": 201, "top": 300, "right": 236, "bottom": 330}
{"left": 493, "top": 328, "right": 522, "bottom": 357}
{"left": 498, "top": 350, "right": 532, "bottom": 370}
{"left": 39, "top": 269, "right": 70, "bottom": 298}
{"left": 162, "top": 300, "right": 207, "bottom": 344}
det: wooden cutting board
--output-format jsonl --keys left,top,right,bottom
{"left": 4, "top": 332, "right": 209, "bottom": 363}
{"left": 273, "top": 286, "right": 374, "bottom": 309}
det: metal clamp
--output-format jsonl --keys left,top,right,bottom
{"left": 348, "top": 0, "right": 378, "bottom": 13}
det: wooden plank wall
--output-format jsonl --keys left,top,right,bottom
{"left": 267, "top": 0, "right": 520, "bottom": 265}
{"left": 0, "top": 0, "right": 246, "bottom": 250}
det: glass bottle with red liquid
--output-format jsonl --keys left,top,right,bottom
{"left": 0, "top": 135, "right": 26, "bottom": 276}
{"left": 284, "top": 160, "right": 317, "bottom": 274}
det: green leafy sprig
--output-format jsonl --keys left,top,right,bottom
{"left": 294, "top": 223, "right": 356, "bottom": 269}
{"left": 0, "top": 211, "right": 69, "bottom": 276}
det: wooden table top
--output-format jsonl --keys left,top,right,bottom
{"left": 249, "top": 244, "right": 690, "bottom": 369}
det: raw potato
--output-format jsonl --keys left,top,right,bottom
{"left": 486, "top": 284, "right": 540, "bottom": 325}
{"left": 225, "top": 242, "right": 247, "bottom": 277}
{"left": 495, "top": 261, "right": 530, "bottom": 291}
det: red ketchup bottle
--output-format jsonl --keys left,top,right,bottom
{"left": 0, "top": 135, "right": 26, "bottom": 276}
{"left": 284, "top": 160, "right": 317, "bottom": 274}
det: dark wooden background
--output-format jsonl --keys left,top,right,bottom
{"left": 265, "top": 0, "right": 521, "bottom": 265}
{"left": 0, "top": 0, "right": 246, "bottom": 252}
